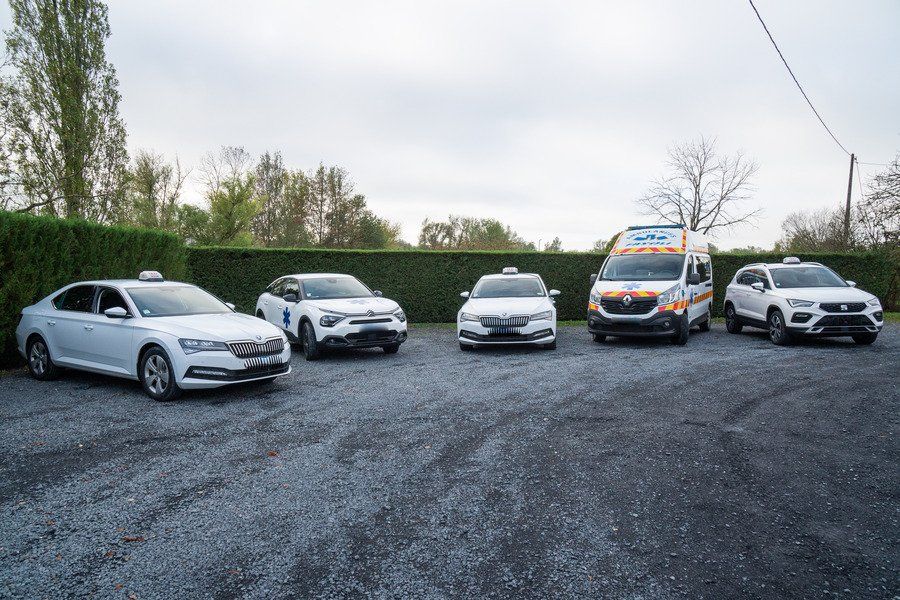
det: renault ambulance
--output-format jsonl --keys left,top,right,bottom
{"left": 587, "top": 225, "right": 713, "bottom": 345}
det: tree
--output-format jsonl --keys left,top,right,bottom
{"left": 122, "top": 150, "right": 187, "bottom": 230}
{"left": 637, "top": 137, "right": 759, "bottom": 235}
{"left": 198, "top": 146, "right": 252, "bottom": 195}
{"left": 590, "top": 235, "right": 619, "bottom": 254}
{"left": 176, "top": 204, "right": 212, "bottom": 245}
{"left": 543, "top": 237, "right": 562, "bottom": 252}
{"left": 775, "top": 207, "right": 848, "bottom": 252}
{"left": 857, "top": 155, "right": 899, "bottom": 248}
{"left": 272, "top": 168, "right": 312, "bottom": 247}
{"left": 250, "top": 151, "right": 285, "bottom": 246}
{"left": 205, "top": 174, "right": 260, "bottom": 246}
{"left": 0, "top": 53, "right": 18, "bottom": 209}
{"left": 5, "top": 0, "right": 128, "bottom": 220}
{"left": 418, "top": 215, "right": 535, "bottom": 250}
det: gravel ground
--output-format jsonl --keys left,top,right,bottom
{"left": 1, "top": 323, "right": 897, "bottom": 599}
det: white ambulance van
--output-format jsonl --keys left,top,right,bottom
{"left": 587, "top": 225, "right": 713, "bottom": 345}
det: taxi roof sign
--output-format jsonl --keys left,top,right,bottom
{"left": 502, "top": 267, "right": 519, "bottom": 275}
{"left": 138, "top": 270, "right": 164, "bottom": 282}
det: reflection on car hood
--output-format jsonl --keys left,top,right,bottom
{"left": 772, "top": 287, "right": 876, "bottom": 302}
{"left": 461, "top": 297, "right": 553, "bottom": 316}
{"left": 307, "top": 297, "right": 400, "bottom": 315}
{"left": 138, "top": 312, "right": 283, "bottom": 342}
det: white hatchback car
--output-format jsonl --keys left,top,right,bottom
{"left": 15, "top": 272, "right": 291, "bottom": 401}
{"left": 457, "top": 268, "right": 559, "bottom": 350}
{"left": 724, "top": 258, "right": 883, "bottom": 345}
{"left": 255, "top": 273, "right": 408, "bottom": 360}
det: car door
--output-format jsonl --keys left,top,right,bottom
{"left": 685, "top": 255, "right": 703, "bottom": 322}
{"left": 50, "top": 284, "right": 97, "bottom": 365}
{"left": 263, "top": 278, "right": 286, "bottom": 325}
{"left": 695, "top": 255, "right": 713, "bottom": 316}
{"left": 84, "top": 287, "right": 135, "bottom": 375}
{"left": 276, "top": 278, "right": 301, "bottom": 335}
{"left": 744, "top": 268, "right": 773, "bottom": 322}
{"left": 731, "top": 270, "right": 753, "bottom": 316}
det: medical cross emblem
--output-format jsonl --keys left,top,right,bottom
{"left": 282, "top": 306, "right": 291, "bottom": 328}
{"left": 622, "top": 283, "right": 642, "bottom": 290}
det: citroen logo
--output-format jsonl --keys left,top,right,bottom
{"left": 622, "top": 294, "right": 633, "bottom": 306}
{"left": 366, "top": 310, "right": 375, "bottom": 317}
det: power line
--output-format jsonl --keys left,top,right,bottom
{"left": 747, "top": 0, "right": 851, "bottom": 156}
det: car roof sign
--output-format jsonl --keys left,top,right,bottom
{"left": 782, "top": 257, "right": 801, "bottom": 264}
{"left": 502, "top": 267, "right": 518, "bottom": 275}
{"left": 138, "top": 270, "right": 164, "bottom": 282}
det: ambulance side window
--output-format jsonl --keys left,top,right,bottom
{"left": 697, "top": 256, "right": 711, "bottom": 282}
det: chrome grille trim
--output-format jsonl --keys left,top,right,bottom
{"left": 243, "top": 354, "right": 286, "bottom": 370}
{"left": 480, "top": 315, "right": 529, "bottom": 328}
{"left": 228, "top": 337, "right": 284, "bottom": 359}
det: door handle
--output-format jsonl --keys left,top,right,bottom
{"left": 263, "top": 301, "right": 268, "bottom": 305}
{"left": 83, "top": 324, "right": 94, "bottom": 331}
{"left": 704, "top": 283, "right": 712, "bottom": 288}
{"left": 47, "top": 320, "right": 56, "bottom": 326}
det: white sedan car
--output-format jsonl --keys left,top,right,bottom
{"left": 15, "top": 272, "right": 291, "bottom": 401}
{"left": 255, "top": 273, "right": 408, "bottom": 360}
{"left": 458, "top": 268, "right": 559, "bottom": 350}
{"left": 724, "top": 258, "right": 883, "bottom": 345}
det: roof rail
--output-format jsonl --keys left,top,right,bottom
{"left": 626, "top": 224, "right": 685, "bottom": 230}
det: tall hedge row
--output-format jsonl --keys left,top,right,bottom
{"left": 186, "top": 247, "right": 896, "bottom": 323}
{"left": 0, "top": 211, "right": 187, "bottom": 367}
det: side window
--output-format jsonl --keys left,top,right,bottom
{"left": 697, "top": 256, "right": 711, "bottom": 282}
{"left": 59, "top": 285, "right": 96, "bottom": 312}
{"left": 52, "top": 292, "right": 66, "bottom": 309}
{"left": 686, "top": 256, "right": 695, "bottom": 277}
{"left": 752, "top": 269, "right": 771, "bottom": 289}
{"left": 737, "top": 271, "right": 753, "bottom": 286}
{"left": 97, "top": 288, "right": 129, "bottom": 314}
{"left": 283, "top": 279, "right": 300, "bottom": 298}
{"left": 270, "top": 279, "right": 286, "bottom": 298}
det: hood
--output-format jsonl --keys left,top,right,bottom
{"left": 461, "top": 296, "right": 552, "bottom": 316}
{"left": 591, "top": 280, "right": 679, "bottom": 298}
{"left": 307, "top": 296, "right": 400, "bottom": 315}
{"left": 774, "top": 286, "right": 877, "bottom": 303}
{"left": 139, "top": 312, "right": 283, "bottom": 342}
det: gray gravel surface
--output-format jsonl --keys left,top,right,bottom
{"left": 1, "top": 324, "right": 898, "bottom": 599}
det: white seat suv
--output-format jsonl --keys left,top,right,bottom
{"left": 723, "top": 258, "right": 883, "bottom": 345}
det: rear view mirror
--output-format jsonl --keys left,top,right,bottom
{"left": 282, "top": 293, "right": 298, "bottom": 303}
{"left": 750, "top": 282, "right": 765, "bottom": 292}
{"left": 104, "top": 306, "right": 129, "bottom": 319}
{"left": 373, "top": 290, "right": 383, "bottom": 297}
{"left": 846, "top": 280, "right": 856, "bottom": 287}
{"left": 549, "top": 289, "right": 561, "bottom": 297}
{"left": 225, "top": 302, "right": 236, "bottom": 310}
{"left": 589, "top": 274, "right": 598, "bottom": 285}
{"left": 686, "top": 273, "right": 702, "bottom": 285}
{"left": 460, "top": 291, "right": 470, "bottom": 299}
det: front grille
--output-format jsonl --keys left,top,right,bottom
{"left": 228, "top": 337, "right": 284, "bottom": 358}
{"left": 814, "top": 315, "right": 873, "bottom": 327}
{"left": 348, "top": 318, "right": 392, "bottom": 325}
{"left": 600, "top": 298, "right": 657, "bottom": 315}
{"left": 244, "top": 354, "right": 285, "bottom": 370}
{"left": 819, "top": 302, "right": 866, "bottom": 313}
{"left": 480, "top": 316, "right": 529, "bottom": 328}
{"left": 346, "top": 331, "right": 397, "bottom": 343}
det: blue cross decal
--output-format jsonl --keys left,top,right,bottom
{"left": 622, "top": 282, "right": 642, "bottom": 290}
{"left": 282, "top": 306, "right": 291, "bottom": 328}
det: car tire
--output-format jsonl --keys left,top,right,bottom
{"left": 140, "top": 347, "right": 182, "bottom": 402}
{"left": 26, "top": 336, "right": 60, "bottom": 381}
{"left": 671, "top": 312, "right": 689, "bottom": 346}
{"left": 592, "top": 333, "right": 606, "bottom": 343}
{"left": 542, "top": 339, "right": 557, "bottom": 350}
{"left": 256, "top": 310, "right": 266, "bottom": 320}
{"left": 698, "top": 306, "right": 712, "bottom": 332}
{"left": 301, "top": 321, "right": 321, "bottom": 361}
{"left": 768, "top": 309, "right": 792, "bottom": 346}
{"left": 459, "top": 342, "right": 473, "bottom": 351}
{"left": 382, "top": 343, "right": 400, "bottom": 354}
{"left": 724, "top": 303, "right": 743, "bottom": 334}
{"left": 852, "top": 332, "right": 878, "bottom": 345}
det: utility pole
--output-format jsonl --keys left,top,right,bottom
{"left": 843, "top": 153, "right": 855, "bottom": 248}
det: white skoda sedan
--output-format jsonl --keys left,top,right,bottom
{"left": 15, "top": 272, "right": 291, "bottom": 401}
{"left": 457, "top": 268, "right": 559, "bottom": 350}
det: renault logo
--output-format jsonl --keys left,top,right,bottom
{"left": 622, "top": 294, "right": 633, "bottom": 306}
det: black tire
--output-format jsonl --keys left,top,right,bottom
{"left": 382, "top": 343, "right": 400, "bottom": 354}
{"left": 26, "top": 336, "right": 60, "bottom": 381}
{"left": 724, "top": 303, "right": 742, "bottom": 334}
{"left": 671, "top": 312, "right": 689, "bottom": 346}
{"left": 542, "top": 339, "right": 557, "bottom": 350}
{"left": 592, "top": 333, "right": 606, "bottom": 343}
{"left": 256, "top": 310, "right": 265, "bottom": 320}
{"left": 139, "top": 347, "right": 182, "bottom": 402}
{"left": 301, "top": 321, "right": 321, "bottom": 361}
{"left": 459, "top": 342, "right": 473, "bottom": 351}
{"left": 768, "top": 309, "right": 792, "bottom": 346}
{"left": 852, "top": 332, "right": 878, "bottom": 345}
{"left": 698, "top": 306, "right": 712, "bottom": 332}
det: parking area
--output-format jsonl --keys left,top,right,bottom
{"left": 1, "top": 324, "right": 897, "bottom": 599}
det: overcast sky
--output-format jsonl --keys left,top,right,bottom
{"left": 5, "top": 1, "right": 897, "bottom": 249}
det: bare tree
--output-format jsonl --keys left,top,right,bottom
{"left": 637, "top": 137, "right": 760, "bottom": 235}
{"left": 857, "top": 155, "right": 899, "bottom": 247}
{"left": 197, "top": 146, "right": 252, "bottom": 195}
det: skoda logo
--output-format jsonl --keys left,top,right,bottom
{"left": 255, "top": 334, "right": 262, "bottom": 341}
{"left": 622, "top": 294, "right": 633, "bottom": 306}
{"left": 502, "top": 312, "right": 508, "bottom": 317}
{"left": 366, "top": 310, "right": 375, "bottom": 317}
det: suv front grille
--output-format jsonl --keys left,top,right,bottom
{"left": 814, "top": 315, "right": 873, "bottom": 327}
{"left": 480, "top": 316, "right": 529, "bottom": 328}
{"left": 819, "top": 302, "right": 866, "bottom": 313}
{"left": 228, "top": 338, "right": 284, "bottom": 358}
{"left": 600, "top": 298, "right": 657, "bottom": 315}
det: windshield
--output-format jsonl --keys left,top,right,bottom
{"left": 600, "top": 254, "right": 685, "bottom": 281}
{"left": 472, "top": 277, "right": 545, "bottom": 298}
{"left": 769, "top": 267, "right": 847, "bottom": 289}
{"left": 127, "top": 286, "right": 231, "bottom": 317}
{"left": 302, "top": 277, "right": 373, "bottom": 300}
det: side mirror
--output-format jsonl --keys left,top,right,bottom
{"left": 373, "top": 290, "right": 383, "bottom": 297}
{"left": 589, "top": 274, "right": 598, "bottom": 285}
{"left": 686, "top": 273, "right": 702, "bottom": 285}
{"left": 460, "top": 291, "right": 470, "bottom": 299}
{"left": 282, "top": 293, "right": 298, "bottom": 303}
{"left": 750, "top": 282, "right": 765, "bottom": 292}
{"left": 225, "top": 302, "right": 236, "bottom": 311}
{"left": 846, "top": 280, "right": 856, "bottom": 287}
{"left": 549, "top": 289, "right": 561, "bottom": 297}
{"left": 104, "top": 306, "right": 129, "bottom": 319}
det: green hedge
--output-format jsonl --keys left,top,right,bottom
{"left": 187, "top": 247, "right": 897, "bottom": 323}
{"left": 0, "top": 211, "right": 187, "bottom": 367}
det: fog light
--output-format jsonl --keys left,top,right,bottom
{"left": 874, "top": 311, "right": 883, "bottom": 322}
{"left": 791, "top": 312, "right": 813, "bottom": 323}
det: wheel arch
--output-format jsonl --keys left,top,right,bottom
{"left": 136, "top": 341, "right": 166, "bottom": 381}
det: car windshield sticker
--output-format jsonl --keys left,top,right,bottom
{"left": 282, "top": 306, "right": 291, "bottom": 328}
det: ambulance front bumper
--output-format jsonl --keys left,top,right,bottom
{"left": 587, "top": 307, "right": 681, "bottom": 337}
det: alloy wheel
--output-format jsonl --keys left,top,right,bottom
{"left": 144, "top": 355, "right": 169, "bottom": 395}
{"left": 29, "top": 342, "right": 47, "bottom": 376}
{"left": 769, "top": 313, "right": 783, "bottom": 342}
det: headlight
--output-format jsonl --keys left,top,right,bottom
{"left": 589, "top": 290, "right": 603, "bottom": 304}
{"left": 393, "top": 309, "right": 407, "bottom": 323}
{"left": 179, "top": 339, "right": 229, "bottom": 354}
{"left": 787, "top": 299, "right": 814, "bottom": 308}
{"left": 657, "top": 285, "right": 680, "bottom": 305}
{"left": 319, "top": 314, "right": 344, "bottom": 327}
{"left": 531, "top": 310, "right": 552, "bottom": 321}
{"left": 460, "top": 312, "right": 480, "bottom": 322}
{"left": 867, "top": 297, "right": 881, "bottom": 306}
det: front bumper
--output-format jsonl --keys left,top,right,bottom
{"left": 457, "top": 319, "right": 556, "bottom": 345}
{"left": 315, "top": 316, "right": 408, "bottom": 348}
{"left": 787, "top": 309, "right": 883, "bottom": 336}
{"left": 176, "top": 345, "right": 292, "bottom": 389}
{"left": 587, "top": 307, "right": 681, "bottom": 337}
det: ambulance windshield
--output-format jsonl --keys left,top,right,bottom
{"left": 600, "top": 254, "right": 685, "bottom": 281}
